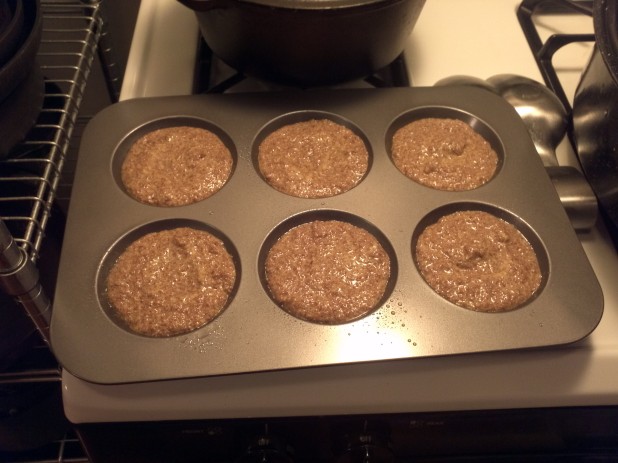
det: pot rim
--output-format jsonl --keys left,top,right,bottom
{"left": 179, "top": 0, "right": 404, "bottom": 11}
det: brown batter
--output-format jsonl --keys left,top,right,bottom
{"left": 258, "top": 119, "right": 369, "bottom": 198}
{"left": 106, "top": 227, "right": 236, "bottom": 337}
{"left": 121, "top": 126, "right": 233, "bottom": 207}
{"left": 391, "top": 118, "right": 498, "bottom": 191}
{"left": 415, "top": 211, "right": 542, "bottom": 312}
{"left": 264, "top": 220, "right": 391, "bottom": 324}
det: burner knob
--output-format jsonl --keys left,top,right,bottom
{"left": 334, "top": 421, "right": 394, "bottom": 463}
{"left": 236, "top": 434, "right": 294, "bottom": 463}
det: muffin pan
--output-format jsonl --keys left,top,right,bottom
{"left": 50, "top": 87, "right": 603, "bottom": 384}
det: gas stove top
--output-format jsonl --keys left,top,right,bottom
{"left": 62, "top": 0, "right": 618, "bottom": 424}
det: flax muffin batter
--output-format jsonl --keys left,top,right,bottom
{"left": 258, "top": 119, "right": 369, "bottom": 198}
{"left": 415, "top": 211, "right": 542, "bottom": 312}
{"left": 121, "top": 126, "right": 233, "bottom": 206}
{"left": 391, "top": 118, "right": 498, "bottom": 191}
{"left": 106, "top": 227, "right": 236, "bottom": 337}
{"left": 265, "top": 220, "right": 391, "bottom": 324}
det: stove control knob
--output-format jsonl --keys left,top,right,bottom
{"left": 334, "top": 421, "right": 395, "bottom": 463}
{"left": 236, "top": 434, "right": 294, "bottom": 463}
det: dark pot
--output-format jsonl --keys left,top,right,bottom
{"left": 0, "top": 0, "right": 42, "bottom": 103}
{"left": 177, "top": 0, "right": 426, "bottom": 86}
{"left": 0, "top": 0, "right": 25, "bottom": 66}
{"left": 572, "top": 0, "right": 618, "bottom": 246}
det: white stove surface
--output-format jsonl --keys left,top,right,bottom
{"left": 63, "top": 0, "right": 618, "bottom": 423}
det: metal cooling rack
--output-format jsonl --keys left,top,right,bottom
{"left": 1, "top": 0, "right": 105, "bottom": 259}
{"left": 0, "top": 0, "right": 110, "bottom": 356}
{"left": 0, "top": 1, "right": 118, "bottom": 461}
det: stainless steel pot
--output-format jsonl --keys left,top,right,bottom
{"left": 177, "top": 0, "right": 426, "bottom": 86}
{"left": 572, "top": 0, "right": 618, "bottom": 245}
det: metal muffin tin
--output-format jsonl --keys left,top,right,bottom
{"left": 50, "top": 87, "right": 604, "bottom": 384}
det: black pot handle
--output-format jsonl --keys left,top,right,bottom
{"left": 177, "top": 0, "right": 228, "bottom": 11}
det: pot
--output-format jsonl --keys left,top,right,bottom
{"left": 177, "top": 0, "right": 426, "bottom": 86}
{"left": 0, "top": 0, "right": 41, "bottom": 103}
{"left": 0, "top": 0, "right": 42, "bottom": 157}
{"left": 0, "top": 0, "right": 24, "bottom": 66}
{"left": 572, "top": 0, "right": 618, "bottom": 246}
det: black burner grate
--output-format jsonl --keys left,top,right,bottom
{"left": 193, "top": 39, "right": 411, "bottom": 94}
{"left": 517, "top": 0, "right": 595, "bottom": 112}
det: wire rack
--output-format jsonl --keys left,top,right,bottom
{"left": 1, "top": 0, "right": 105, "bottom": 259}
{"left": 0, "top": 1, "right": 118, "bottom": 461}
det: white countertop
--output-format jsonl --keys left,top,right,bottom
{"left": 63, "top": 0, "right": 618, "bottom": 423}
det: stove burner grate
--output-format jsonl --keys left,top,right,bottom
{"left": 517, "top": 0, "right": 595, "bottom": 113}
{"left": 193, "top": 39, "right": 411, "bottom": 94}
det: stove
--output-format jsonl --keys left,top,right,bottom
{"left": 63, "top": 0, "right": 618, "bottom": 461}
